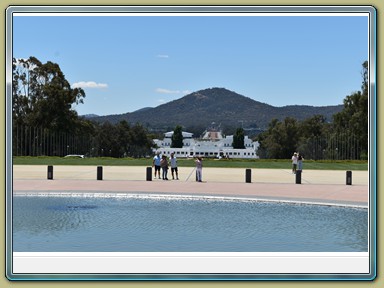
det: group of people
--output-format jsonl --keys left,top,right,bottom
{"left": 291, "top": 152, "right": 304, "bottom": 174}
{"left": 152, "top": 152, "right": 203, "bottom": 182}
{"left": 152, "top": 152, "right": 179, "bottom": 180}
{"left": 154, "top": 151, "right": 303, "bottom": 181}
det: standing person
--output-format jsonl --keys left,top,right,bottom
{"left": 195, "top": 157, "right": 203, "bottom": 182}
{"left": 297, "top": 154, "right": 304, "bottom": 171}
{"left": 160, "top": 155, "right": 169, "bottom": 180}
{"left": 169, "top": 152, "right": 179, "bottom": 180}
{"left": 291, "top": 152, "right": 298, "bottom": 174}
{"left": 152, "top": 151, "right": 161, "bottom": 179}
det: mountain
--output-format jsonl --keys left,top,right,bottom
{"left": 132, "top": 107, "right": 154, "bottom": 113}
{"left": 91, "top": 88, "right": 343, "bottom": 131}
{"left": 81, "top": 114, "right": 99, "bottom": 119}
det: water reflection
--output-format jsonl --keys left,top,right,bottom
{"left": 13, "top": 195, "right": 368, "bottom": 252}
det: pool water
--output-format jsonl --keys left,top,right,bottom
{"left": 12, "top": 195, "right": 368, "bottom": 252}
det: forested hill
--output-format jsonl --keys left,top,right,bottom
{"left": 89, "top": 88, "right": 343, "bottom": 130}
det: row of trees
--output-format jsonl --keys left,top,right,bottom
{"left": 256, "top": 61, "right": 369, "bottom": 160}
{"left": 256, "top": 115, "right": 365, "bottom": 160}
{"left": 13, "top": 121, "right": 154, "bottom": 158}
{"left": 12, "top": 56, "right": 369, "bottom": 160}
{"left": 12, "top": 57, "right": 153, "bottom": 157}
{"left": 93, "top": 121, "right": 153, "bottom": 158}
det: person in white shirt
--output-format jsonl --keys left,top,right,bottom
{"left": 195, "top": 157, "right": 203, "bottom": 182}
{"left": 152, "top": 152, "right": 161, "bottom": 179}
{"left": 291, "top": 152, "right": 298, "bottom": 174}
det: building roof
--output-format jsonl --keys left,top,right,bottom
{"left": 164, "top": 131, "right": 193, "bottom": 138}
{"left": 202, "top": 130, "right": 223, "bottom": 140}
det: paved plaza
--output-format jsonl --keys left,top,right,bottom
{"left": 12, "top": 165, "right": 370, "bottom": 208}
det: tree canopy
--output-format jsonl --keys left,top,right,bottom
{"left": 232, "top": 128, "right": 245, "bottom": 149}
{"left": 332, "top": 61, "right": 368, "bottom": 157}
{"left": 171, "top": 125, "right": 184, "bottom": 148}
{"left": 12, "top": 57, "right": 85, "bottom": 133}
{"left": 257, "top": 61, "right": 369, "bottom": 160}
{"left": 93, "top": 120, "right": 153, "bottom": 158}
{"left": 12, "top": 56, "right": 155, "bottom": 157}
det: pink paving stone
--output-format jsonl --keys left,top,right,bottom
{"left": 13, "top": 178, "right": 368, "bottom": 207}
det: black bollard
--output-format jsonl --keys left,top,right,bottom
{"left": 346, "top": 171, "right": 352, "bottom": 185}
{"left": 47, "top": 165, "right": 53, "bottom": 180}
{"left": 97, "top": 166, "right": 103, "bottom": 180}
{"left": 245, "top": 169, "right": 252, "bottom": 183}
{"left": 295, "top": 170, "right": 302, "bottom": 184}
{"left": 146, "top": 167, "right": 152, "bottom": 181}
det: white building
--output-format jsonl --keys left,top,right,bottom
{"left": 153, "top": 128, "right": 259, "bottom": 159}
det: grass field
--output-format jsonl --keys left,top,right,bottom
{"left": 12, "top": 156, "right": 368, "bottom": 171}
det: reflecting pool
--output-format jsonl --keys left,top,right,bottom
{"left": 13, "top": 195, "right": 368, "bottom": 252}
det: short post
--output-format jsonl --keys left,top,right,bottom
{"left": 47, "top": 165, "right": 53, "bottom": 180}
{"left": 295, "top": 170, "right": 302, "bottom": 184}
{"left": 346, "top": 171, "right": 352, "bottom": 185}
{"left": 97, "top": 166, "right": 103, "bottom": 180}
{"left": 245, "top": 169, "right": 252, "bottom": 183}
{"left": 146, "top": 167, "right": 152, "bottom": 181}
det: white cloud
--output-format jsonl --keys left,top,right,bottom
{"left": 155, "top": 88, "right": 191, "bottom": 95}
{"left": 156, "top": 88, "right": 180, "bottom": 94}
{"left": 156, "top": 54, "right": 169, "bottom": 58}
{"left": 71, "top": 81, "right": 108, "bottom": 89}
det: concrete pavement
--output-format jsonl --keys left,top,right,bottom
{"left": 12, "top": 165, "right": 370, "bottom": 208}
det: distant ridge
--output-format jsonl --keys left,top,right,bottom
{"left": 133, "top": 107, "right": 154, "bottom": 113}
{"left": 90, "top": 87, "right": 343, "bottom": 131}
{"left": 81, "top": 114, "right": 99, "bottom": 118}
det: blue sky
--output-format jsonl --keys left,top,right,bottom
{"left": 13, "top": 13, "right": 368, "bottom": 116}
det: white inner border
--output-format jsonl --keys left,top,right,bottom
{"left": 14, "top": 252, "right": 369, "bottom": 274}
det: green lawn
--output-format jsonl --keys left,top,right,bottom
{"left": 12, "top": 156, "right": 368, "bottom": 170}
